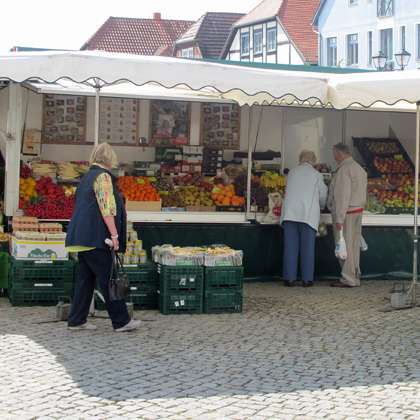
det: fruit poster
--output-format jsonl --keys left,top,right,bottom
{"left": 42, "top": 94, "right": 87, "bottom": 144}
{"left": 149, "top": 100, "right": 190, "bottom": 146}
{"left": 99, "top": 97, "right": 140, "bottom": 145}
{"left": 200, "top": 103, "right": 240, "bottom": 149}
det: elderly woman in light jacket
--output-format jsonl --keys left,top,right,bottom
{"left": 279, "top": 150, "right": 328, "bottom": 287}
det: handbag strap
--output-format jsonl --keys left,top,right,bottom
{"left": 113, "top": 249, "right": 127, "bottom": 276}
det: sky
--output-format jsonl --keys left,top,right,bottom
{"left": 0, "top": 0, "right": 261, "bottom": 53}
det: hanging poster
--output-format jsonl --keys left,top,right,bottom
{"left": 149, "top": 100, "right": 190, "bottom": 146}
{"left": 99, "top": 97, "right": 140, "bottom": 145}
{"left": 200, "top": 103, "right": 240, "bottom": 149}
{"left": 43, "top": 94, "right": 87, "bottom": 144}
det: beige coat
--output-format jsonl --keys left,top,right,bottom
{"left": 328, "top": 157, "right": 367, "bottom": 224}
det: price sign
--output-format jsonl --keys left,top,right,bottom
{"left": 137, "top": 178, "right": 145, "bottom": 184}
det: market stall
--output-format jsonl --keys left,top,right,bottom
{"left": 1, "top": 51, "right": 420, "bottom": 287}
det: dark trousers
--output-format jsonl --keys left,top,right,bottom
{"left": 68, "top": 248, "right": 131, "bottom": 329}
{"left": 282, "top": 221, "right": 316, "bottom": 281}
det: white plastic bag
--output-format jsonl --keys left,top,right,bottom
{"left": 360, "top": 235, "right": 368, "bottom": 251}
{"left": 335, "top": 230, "right": 347, "bottom": 259}
{"left": 262, "top": 192, "right": 283, "bottom": 224}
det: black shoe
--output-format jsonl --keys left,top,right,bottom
{"left": 302, "top": 281, "right": 314, "bottom": 287}
{"left": 284, "top": 280, "right": 294, "bottom": 287}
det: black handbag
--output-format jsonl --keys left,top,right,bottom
{"left": 109, "top": 250, "right": 131, "bottom": 301}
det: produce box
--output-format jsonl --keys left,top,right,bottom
{"left": 203, "top": 149, "right": 223, "bottom": 156}
{"left": 125, "top": 199, "right": 162, "bottom": 212}
{"left": 97, "top": 292, "right": 158, "bottom": 310}
{"left": 205, "top": 267, "right": 244, "bottom": 289}
{"left": 8, "top": 289, "right": 73, "bottom": 307}
{"left": 158, "top": 265, "right": 204, "bottom": 292}
{"left": 11, "top": 236, "right": 68, "bottom": 260}
{"left": 155, "top": 147, "right": 183, "bottom": 163}
{"left": 157, "top": 290, "right": 203, "bottom": 315}
{"left": 203, "top": 289, "right": 243, "bottom": 314}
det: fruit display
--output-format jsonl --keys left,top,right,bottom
{"left": 210, "top": 184, "right": 244, "bottom": 207}
{"left": 366, "top": 141, "right": 400, "bottom": 154}
{"left": 161, "top": 193, "right": 185, "bottom": 208}
{"left": 314, "top": 163, "right": 332, "bottom": 173}
{"left": 31, "top": 162, "right": 57, "bottom": 178}
{"left": 172, "top": 173, "right": 214, "bottom": 191}
{"left": 35, "top": 176, "right": 65, "bottom": 200}
{"left": 19, "top": 177, "right": 38, "bottom": 202}
{"left": 233, "top": 173, "right": 268, "bottom": 206}
{"left": 260, "top": 172, "right": 287, "bottom": 196}
{"left": 150, "top": 179, "right": 174, "bottom": 193}
{"left": 367, "top": 173, "right": 418, "bottom": 209}
{"left": 23, "top": 195, "right": 75, "bottom": 219}
{"left": 372, "top": 156, "right": 413, "bottom": 174}
{"left": 117, "top": 176, "right": 160, "bottom": 202}
{"left": 57, "top": 161, "right": 89, "bottom": 179}
{"left": 175, "top": 186, "right": 214, "bottom": 207}
{"left": 20, "top": 165, "right": 32, "bottom": 179}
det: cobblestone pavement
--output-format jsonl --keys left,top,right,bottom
{"left": 1, "top": 280, "right": 420, "bottom": 419}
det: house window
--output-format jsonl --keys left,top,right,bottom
{"left": 347, "top": 34, "right": 358, "bottom": 65}
{"left": 254, "top": 32, "right": 263, "bottom": 54}
{"left": 241, "top": 34, "right": 250, "bottom": 56}
{"left": 349, "top": 0, "right": 358, "bottom": 4}
{"left": 400, "top": 26, "right": 406, "bottom": 50}
{"left": 181, "top": 47, "right": 193, "bottom": 58}
{"left": 326, "top": 37, "right": 337, "bottom": 66}
{"left": 380, "top": 28, "right": 393, "bottom": 61}
{"left": 367, "top": 31, "right": 373, "bottom": 65}
{"left": 267, "top": 29, "right": 276, "bottom": 52}
{"left": 377, "top": 0, "right": 393, "bottom": 17}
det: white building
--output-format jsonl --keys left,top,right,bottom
{"left": 312, "top": 0, "right": 420, "bottom": 71}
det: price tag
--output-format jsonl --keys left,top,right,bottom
{"left": 158, "top": 191, "right": 169, "bottom": 195}
{"left": 269, "top": 173, "right": 279, "bottom": 181}
{"left": 149, "top": 177, "right": 157, "bottom": 182}
{"left": 212, "top": 186, "right": 221, "bottom": 194}
{"left": 136, "top": 178, "right": 145, "bottom": 184}
{"left": 394, "top": 155, "right": 403, "bottom": 160}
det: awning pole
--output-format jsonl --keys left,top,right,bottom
{"left": 94, "top": 86, "right": 100, "bottom": 147}
{"left": 410, "top": 101, "right": 420, "bottom": 305}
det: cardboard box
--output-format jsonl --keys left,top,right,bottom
{"left": 125, "top": 199, "right": 162, "bottom": 212}
{"left": 183, "top": 146, "right": 203, "bottom": 155}
{"left": 182, "top": 163, "right": 202, "bottom": 173}
{"left": 24, "top": 131, "right": 42, "bottom": 143}
{"left": 22, "top": 142, "right": 41, "bottom": 155}
{"left": 11, "top": 236, "right": 68, "bottom": 260}
{"left": 161, "top": 163, "right": 182, "bottom": 173}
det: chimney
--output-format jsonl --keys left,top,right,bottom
{"left": 153, "top": 13, "right": 161, "bottom": 20}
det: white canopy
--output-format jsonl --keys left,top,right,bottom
{"left": 0, "top": 50, "right": 330, "bottom": 107}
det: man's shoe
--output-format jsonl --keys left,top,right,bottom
{"left": 115, "top": 319, "right": 142, "bottom": 332}
{"left": 330, "top": 280, "right": 352, "bottom": 288}
{"left": 302, "top": 281, "right": 313, "bottom": 287}
{"left": 284, "top": 280, "right": 294, "bottom": 287}
{"left": 68, "top": 322, "right": 97, "bottom": 331}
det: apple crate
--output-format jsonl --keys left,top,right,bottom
{"left": 203, "top": 289, "right": 243, "bottom": 314}
{"left": 157, "top": 290, "right": 203, "bottom": 315}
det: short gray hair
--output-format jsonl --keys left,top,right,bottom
{"left": 299, "top": 150, "right": 317, "bottom": 165}
{"left": 333, "top": 142, "right": 350, "bottom": 155}
{"left": 89, "top": 143, "right": 118, "bottom": 168}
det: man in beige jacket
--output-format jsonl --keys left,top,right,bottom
{"left": 328, "top": 143, "right": 367, "bottom": 287}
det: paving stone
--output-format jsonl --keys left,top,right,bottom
{"left": 1, "top": 280, "right": 420, "bottom": 419}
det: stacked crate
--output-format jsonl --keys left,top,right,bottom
{"left": 8, "top": 259, "right": 76, "bottom": 306}
{"left": 202, "top": 149, "right": 223, "bottom": 176}
{"left": 96, "top": 261, "right": 158, "bottom": 310}
{"left": 157, "top": 264, "right": 204, "bottom": 315}
{"left": 203, "top": 267, "right": 244, "bottom": 314}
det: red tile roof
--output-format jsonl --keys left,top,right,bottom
{"left": 175, "top": 12, "right": 245, "bottom": 59}
{"left": 233, "top": 0, "right": 320, "bottom": 63}
{"left": 80, "top": 16, "right": 194, "bottom": 55}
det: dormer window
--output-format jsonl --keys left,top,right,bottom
{"left": 378, "top": 0, "right": 393, "bottom": 17}
{"left": 241, "top": 34, "right": 250, "bottom": 56}
{"left": 267, "top": 29, "right": 276, "bottom": 52}
{"left": 254, "top": 31, "right": 263, "bottom": 54}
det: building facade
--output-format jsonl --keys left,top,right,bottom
{"left": 220, "top": 0, "right": 320, "bottom": 66}
{"left": 313, "top": 0, "right": 420, "bottom": 70}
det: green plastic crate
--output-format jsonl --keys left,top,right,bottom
{"left": 0, "top": 241, "right": 9, "bottom": 253}
{"left": 157, "top": 290, "right": 203, "bottom": 315}
{"left": 10, "top": 258, "right": 76, "bottom": 282}
{"left": 96, "top": 292, "right": 158, "bottom": 311}
{"left": 203, "top": 289, "right": 243, "bottom": 314}
{"left": 158, "top": 265, "right": 204, "bottom": 292}
{"left": 8, "top": 288, "right": 73, "bottom": 307}
{"left": 204, "top": 267, "right": 244, "bottom": 290}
